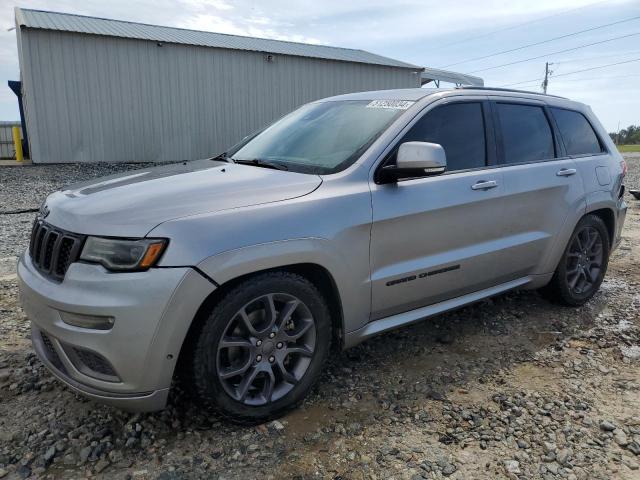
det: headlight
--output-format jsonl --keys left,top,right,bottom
{"left": 80, "top": 237, "right": 167, "bottom": 271}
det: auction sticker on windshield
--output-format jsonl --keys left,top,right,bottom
{"left": 366, "top": 100, "right": 414, "bottom": 110}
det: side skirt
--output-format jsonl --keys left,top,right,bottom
{"left": 343, "top": 276, "right": 535, "bottom": 348}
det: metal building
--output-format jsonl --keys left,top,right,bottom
{"left": 13, "top": 8, "right": 483, "bottom": 163}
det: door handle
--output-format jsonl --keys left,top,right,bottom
{"left": 556, "top": 168, "right": 577, "bottom": 177}
{"left": 471, "top": 180, "right": 498, "bottom": 190}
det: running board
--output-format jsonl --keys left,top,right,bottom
{"left": 344, "top": 276, "right": 531, "bottom": 348}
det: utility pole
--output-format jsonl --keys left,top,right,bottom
{"left": 542, "top": 62, "right": 553, "bottom": 94}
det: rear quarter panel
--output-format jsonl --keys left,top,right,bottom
{"left": 540, "top": 99, "right": 624, "bottom": 269}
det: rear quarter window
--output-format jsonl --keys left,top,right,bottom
{"left": 551, "top": 108, "right": 604, "bottom": 156}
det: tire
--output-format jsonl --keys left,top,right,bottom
{"left": 190, "top": 271, "right": 331, "bottom": 424}
{"left": 541, "top": 214, "right": 610, "bottom": 306}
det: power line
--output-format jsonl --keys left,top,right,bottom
{"left": 439, "top": 15, "right": 640, "bottom": 68}
{"left": 434, "top": 0, "right": 613, "bottom": 50}
{"left": 512, "top": 73, "right": 640, "bottom": 89}
{"left": 553, "top": 49, "right": 640, "bottom": 65}
{"left": 499, "top": 57, "right": 640, "bottom": 87}
{"left": 512, "top": 73, "right": 640, "bottom": 87}
{"left": 549, "top": 73, "right": 640, "bottom": 82}
{"left": 466, "top": 32, "right": 640, "bottom": 74}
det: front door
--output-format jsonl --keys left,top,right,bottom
{"left": 369, "top": 100, "right": 513, "bottom": 320}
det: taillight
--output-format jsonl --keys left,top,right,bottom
{"left": 621, "top": 159, "right": 627, "bottom": 178}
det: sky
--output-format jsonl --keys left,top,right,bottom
{"left": 0, "top": 0, "right": 639, "bottom": 132}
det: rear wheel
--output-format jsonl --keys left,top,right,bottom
{"left": 190, "top": 271, "right": 331, "bottom": 424}
{"left": 541, "top": 214, "right": 610, "bottom": 306}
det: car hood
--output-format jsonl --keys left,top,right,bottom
{"left": 43, "top": 160, "right": 322, "bottom": 237}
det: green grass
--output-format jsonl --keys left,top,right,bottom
{"left": 618, "top": 144, "right": 640, "bottom": 153}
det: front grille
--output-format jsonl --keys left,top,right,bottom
{"left": 29, "top": 220, "right": 85, "bottom": 281}
{"left": 40, "top": 331, "right": 67, "bottom": 374}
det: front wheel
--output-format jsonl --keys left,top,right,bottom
{"left": 190, "top": 271, "right": 331, "bottom": 424}
{"left": 541, "top": 214, "right": 610, "bottom": 306}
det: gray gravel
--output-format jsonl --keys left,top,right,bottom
{"left": 0, "top": 163, "right": 156, "bottom": 212}
{"left": 626, "top": 154, "right": 640, "bottom": 190}
{"left": 0, "top": 163, "right": 156, "bottom": 260}
{"left": 0, "top": 157, "right": 638, "bottom": 479}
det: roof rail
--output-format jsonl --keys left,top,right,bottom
{"left": 455, "top": 86, "right": 567, "bottom": 99}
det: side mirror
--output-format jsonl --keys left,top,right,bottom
{"left": 379, "top": 142, "right": 447, "bottom": 183}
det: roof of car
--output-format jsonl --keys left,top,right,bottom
{"left": 321, "top": 87, "right": 576, "bottom": 105}
{"left": 321, "top": 88, "right": 442, "bottom": 102}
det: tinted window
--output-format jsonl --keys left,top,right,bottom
{"left": 551, "top": 108, "right": 603, "bottom": 156}
{"left": 496, "top": 103, "right": 554, "bottom": 164}
{"left": 401, "top": 102, "right": 486, "bottom": 171}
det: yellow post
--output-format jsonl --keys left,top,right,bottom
{"left": 12, "top": 126, "right": 23, "bottom": 162}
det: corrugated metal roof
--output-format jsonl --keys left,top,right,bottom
{"left": 15, "top": 7, "right": 422, "bottom": 70}
{"left": 421, "top": 68, "right": 484, "bottom": 87}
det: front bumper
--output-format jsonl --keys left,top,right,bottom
{"left": 18, "top": 252, "right": 215, "bottom": 411}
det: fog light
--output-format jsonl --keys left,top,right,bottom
{"left": 59, "top": 311, "right": 114, "bottom": 330}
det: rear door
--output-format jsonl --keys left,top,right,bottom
{"left": 491, "top": 99, "right": 584, "bottom": 278}
{"left": 369, "top": 98, "right": 513, "bottom": 320}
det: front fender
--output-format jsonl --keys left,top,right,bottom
{"left": 196, "top": 238, "right": 371, "bottom": 335}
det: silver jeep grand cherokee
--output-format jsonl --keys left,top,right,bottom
{"left": 18, "top": 87, "right": 627, "bottom": 423}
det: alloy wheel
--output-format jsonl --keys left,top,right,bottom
{"left": 216, "top": 293, "right": 316, "bottom": 406}
{"left": 565, "top": 226, "right": 603, "bottom": 295}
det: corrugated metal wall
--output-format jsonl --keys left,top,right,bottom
{"left": 18, "top": 29, "right": 420, "bottom": 163}
{"left": 0, "top": 122, "right": 20, "bottom": 159}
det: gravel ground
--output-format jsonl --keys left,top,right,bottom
{"left": 0, "top": 164, "right": 157, "bottom": 261}
{"left": 0, "top": 158, "right": 639, "bottom": 479}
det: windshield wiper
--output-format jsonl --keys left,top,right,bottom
{"left": 232, "top": 158, "right": 289, "bottom": 171}
{"left": 210, "top": 152, "right": 233, "bottom": 163}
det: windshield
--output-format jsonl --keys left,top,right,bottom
{"left": 229, "top": 100, "right": 408, "bottom": 174}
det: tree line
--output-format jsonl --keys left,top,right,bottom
{"left": 609, "top": 125, "right": 640, "bottom": 145}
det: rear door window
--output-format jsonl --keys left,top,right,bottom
{"left": 400, "top": 102, "right": 487, "bottom": 171}
{"left": 496, "top": 103, "right": 555, "bottom": 164}
{"left": 551, "top": 108, "right": 604, "bottom": 156}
